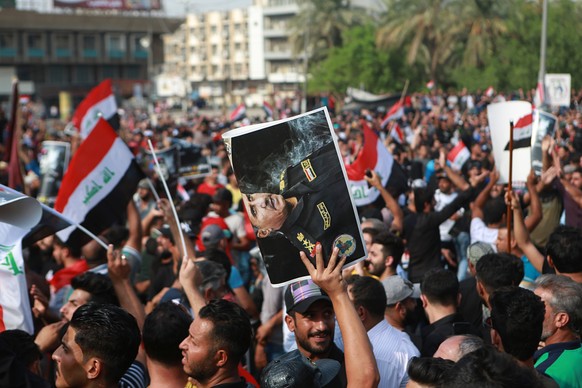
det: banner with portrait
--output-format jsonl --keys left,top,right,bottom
{"left": 37, "top": 141, "right": 71, "bottom": 206}
{"left": 222, "top": 107, "right": 365, "bottom": 287}
{"left": 531, "top": 110, "right": 558, "bottom": 176}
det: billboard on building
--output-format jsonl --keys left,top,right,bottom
{"left": 53, "top": 0, "right": 161, "bottom": 10}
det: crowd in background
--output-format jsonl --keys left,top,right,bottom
{"left": 2, "top": 86, "right": 582, "bottom": 387}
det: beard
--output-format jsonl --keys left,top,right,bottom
{"left": 295, "top": 329, "right": 333, "bottom": 357}
{"left": 184, "top": 355, "right": 219, "bottom": 383}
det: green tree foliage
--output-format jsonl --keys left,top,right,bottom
{"left": 308, "top": 24, "right": 423, "bottom": 94}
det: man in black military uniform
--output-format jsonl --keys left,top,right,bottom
{"left": 242, "top": 141, "right": 364, "bottom": 284}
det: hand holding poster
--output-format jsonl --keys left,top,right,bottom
{"left": 531, "top": 110, "right": 558, "bottom": 176}
{"left": 222, "top": 108, "right": 365, "bottom": 286}
{"left": 487, "top": 101, "right": 532, "bottom": 183}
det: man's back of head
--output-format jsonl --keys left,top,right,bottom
{"left": 143, "top": 302, "right": 193, "bottom": 368}
{"left": 475, "top": 253, "right": 524, "bottom": 304}
{"left": 546, "top": 225, "right": 582, "bottom": 275}
{"left": 489, "top": 286, "right": 545, "bottom": 362}
{"left": 346, "top": 275, "right": 387, "bottom": 326}
{"left": 443, "top": 346, "right": 544, "bottom": 388}
{"left": 421, "top": 268, "right": 459, "bottom": 307}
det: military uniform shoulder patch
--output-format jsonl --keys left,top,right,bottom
{"left": 301, "top": 159, "right": 317, "bottom": 182}
{"left": 316, "top": 202, "right": 331, "bottom": 230}
{"left": 333, "top": 234, "right": 356, "bottom": 257}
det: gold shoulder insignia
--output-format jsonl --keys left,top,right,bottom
{"left": 317, "top": 202, "right": 331, "bottom": 230}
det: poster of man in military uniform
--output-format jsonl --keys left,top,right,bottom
{"left": 222, "top": 107, "right": 365, "bottom": 286}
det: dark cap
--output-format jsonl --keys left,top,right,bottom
{"left": 435, "top": 170, "right": 450, "bottom": 181}
{"left": 200, "top": 224, "right": 226, "bottom": 248}
{"left": 260, "top": 349, "right": 340, "bottom": 388}
{"left": 285, "top": 279, "right": 331, "bottom": 315}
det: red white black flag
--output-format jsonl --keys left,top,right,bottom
{"left": 71, "top": 79, "right": 119, "bottom": 139}
{"left": 55, "top": 119, "right": 143, "bottom": 249}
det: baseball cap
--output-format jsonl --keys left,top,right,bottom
{"left": 382, "top": 276, "right": 421, "bottom": 305}
{"left": 200, "top": 224, "right": 226, "bottom": 248}
{"left": 138, "top": 178, "right": 150, "bottom": 189}
{"left": 285, "top": 279, "right": 331, "bottom": 315}
{"left": 467, "top": 160, "right": 482, "bottom": 170}
{"left": 260, "top": 349, "right": 340, "bottom": 388}
{"left": 467, "top": 242, "right": 494, "bottom": 267}
{"left": 435, "top": 171, "right": 450, "bottom": 181}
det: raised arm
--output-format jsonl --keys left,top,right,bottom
{"left": 524, "top": 170, "right": 542, "bottom": 232}
{"left": 365, "top": 170, "right": 403, "bottom": 233}
{"left": 158, "top": 198, "right": 196, "bottom": 259}
{"left": 300, "top": 245, "right": 380, "bottom": 388}
{"left": 178, "top": 256, "right": 207, "bottom": 318}
{"left": 125, "top": 200, "right": 142, "bottom": 253}
{"left": 472, "top": 169, "right": 497, "bottom": 215}
{"left": 506, "top": 192, "right": 545, "bottom": 273}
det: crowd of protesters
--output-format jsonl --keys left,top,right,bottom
{"left": 2, "top": 86, "right": 582, "bottom": 387}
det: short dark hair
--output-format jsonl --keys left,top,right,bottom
{"left": 489, "top": 287, "right": 545, "bottom": 361}
{"left": 483, "top": 197, "right": 506, "bottom": 225}
{"left": 346, "top": 275, "right": 387, "bottom": 318}
{"left": 475, "top": 253, "right": 524, "bottom": 293}
{"left": 546, "top": 225, "right": 582, "bottom": 273}
{"left": 143, "top": 302, "right": 193, "bottom": 367}
{"left": 70, "top": 303, "right": 140, "bottom": 385}
{"left": 71, "top": 272, "right": 119, "bottom": 306}
{"left": 372, "top": 231, "right": 404, "bottom": 269}
{"left": 0, "top": 329, "right": 42, "bottom": 370}
{"left": 421, "top": 268, "right": 459, "bottom": 306}
{"left": 198, "top": 299, "right": 252, "bottom": 366}
{"left": 54, "top": 236, "right": 82, "bottom": 258}
{"left": 443, "top": 346, "right": 543, "bottom": 388}
{"left": 413, "top": 187, "right": 432, "bottom": 213}
{"left": 407, "top": 357, "right": 454, "bottom": 386}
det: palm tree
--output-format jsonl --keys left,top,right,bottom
{"left": 457, "top": 0, "right": 514, "bottom": 67}
{"left": 288, "top": 0, "right": 367, "bottom": 63}
{"left": 375, "top": 0, "right": 462, "bottom": 84}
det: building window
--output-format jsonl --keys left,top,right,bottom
{"left": 74, "top": 66, "right": 95, "bottom": 84}
{"left": 26, "top": 33, "right": 44, "bottom": 57}
{"left": 54, "top": 34, "right": 71, "bottom": 58}
{"left": 81, "top": 35, "right": 98, "bottom": 58}
{"left": 47, "top": 65, "right": 68, "bottom": 85}
{"left": 106, "top": 34, "right": 125, "bottom": 59}
{"left": 131, "top": 35, "right": 148, "bottom": 59}
{"left": 0, "top": 33, "right": 16, "bottom": 57}
{"left": 102, "top": 65, "right": 120, "bottom": 78}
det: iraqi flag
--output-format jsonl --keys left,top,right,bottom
{"left": 485, "top": 86, "right": 495, "bottom": 97}
{"left": 230, "top": 103, "right": 246, "bottom": 122}
{"left": 71, "top": 79, "right": 119, "bottom": 139}
{"left": 55, "top": 118, "right": 143, "bottom": 249}
{"left": 504, "top": 112, "right": 533, "bottom": 150}
{"left": 426, "top": 80, "right": 435, "bottom": 90}
{"left": 0, "top": 190, "right": 43, "bottom": 334}
{"left": 390, "top": 122, "right": 405, "bottom": 144}
{"left": 263, "top": 101, "right": 274, "bottom": 118}
{"left": 447, "top": 141, "right": 471, "bottom": 170}
{"left": 346, "top": 120, "right": 408, "bottom": 207}
{"left": 380, "top": 101, "right": 404, "bottom": 129}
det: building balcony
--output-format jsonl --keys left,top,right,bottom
{"left": 0, "top": 48, "right": 17, "bottom": 57}
{"left": 27, "top": 48, "right": 44, "bottom": 58}
{"left": 108, "top": 49, "right": 125, "bottom": 59}
{"left": 263, "top": 28, "right": 288, "bottom": 38}
{"left": 264, "top": 50, "right": 292, "bottom": 60}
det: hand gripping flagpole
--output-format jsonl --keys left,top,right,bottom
{"left": 506, "top": 121, "right": 514, "bottom": 253}
{"left": 147, "top": 139, "right": 187, "bottom": 256}
{"left": 146, "top": 177, "right": 161, "bottom": 203}
{"left": 0, "top": 184, "right": 109, "bottom": 250}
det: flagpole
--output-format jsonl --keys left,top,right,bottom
{"left": 400, "top": 80, "right": 409, "bottom": 104}
{"left": 506, "top": 121, "right": 514, "bottom": 253}
{"left": 538, "top": 0, "right": 548, "bottom": 109}
{"left": 0, "top": 184, "right": 109, "bottom": 250}
{"left": 146, "top": 177, "right": 161, "bottom": 203}
{"left": 147, "top": 139, "right": 188, "bottom": 256}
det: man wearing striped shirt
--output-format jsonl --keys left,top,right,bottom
{"left": 346, "top": 276, "right": 419, "bottom": 387}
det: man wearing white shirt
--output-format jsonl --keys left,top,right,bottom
{"left": 346, "top": 276, "right": 419, "bottom": 388}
